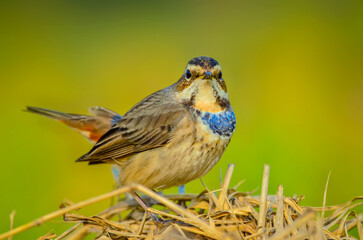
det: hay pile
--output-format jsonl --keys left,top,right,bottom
{"left": 1, "top": 165, "right": 362, "bottom": 240}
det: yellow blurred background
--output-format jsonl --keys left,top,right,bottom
{"left": 0, "top": 1, "right": 362, "bottom": 238}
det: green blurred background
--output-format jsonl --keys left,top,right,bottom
{"left": 1, "top": 1, "right": 362, "bottom": 238}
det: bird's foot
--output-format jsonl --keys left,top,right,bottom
{"left": 149, "top": 212, "right": 176, "bottom": 226}
{"left": 148, "top": 212, "right": 194, "bottom": 227}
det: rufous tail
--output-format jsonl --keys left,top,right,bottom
{"left": 26, "top": 106, "right": 121, "bottom": 143}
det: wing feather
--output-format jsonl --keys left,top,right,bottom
{"left": 76, "top": 89, "right": 188, "bottom": 164}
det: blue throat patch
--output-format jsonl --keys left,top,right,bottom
{"left": 200, "top": 109, "right": 236, "bottom": 137}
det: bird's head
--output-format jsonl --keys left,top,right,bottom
{"left": 174, "top": 56, "right": 230, "bottom": 113}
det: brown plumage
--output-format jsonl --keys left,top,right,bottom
{"left": 77, "top": 88, "right": 190, "bottom": 166}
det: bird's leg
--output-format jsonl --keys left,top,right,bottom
{"left": 111, "top": 166, "right": 122, "bottom": 221}
{"left": 178, "top": 185, "right": 186, "bottom": 194}
{"left": 111, "top": 166, "right": 120, "bottom": 185}
{"left": 130, "top": 191, "right": 175, "bottom": 226}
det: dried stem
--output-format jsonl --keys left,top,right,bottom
{"left": 1, "top": 165, "right": 361, "bottom": 240}
{"left": 258, "top": 164, "right": 270, "bottom": 229}
{"left": 276, "top": 185, "right": 284, "bottom": 233}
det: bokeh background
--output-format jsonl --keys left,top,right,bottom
{"left": 1, "top": 1, "right": 362, "bottom": 238}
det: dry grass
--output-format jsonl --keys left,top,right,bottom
{"left": 1, "top": 164, "right": 362, "bottom": 240}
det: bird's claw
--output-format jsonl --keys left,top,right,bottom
{"left": 149, "top": 212, "right": 176, "bottom": 226}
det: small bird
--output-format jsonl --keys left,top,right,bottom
{"left": 28, "top": 56, "right": 236, "bottom": 220}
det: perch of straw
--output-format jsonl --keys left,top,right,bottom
{"left": 1, "top": 165, "right": 362, "bottom": 240}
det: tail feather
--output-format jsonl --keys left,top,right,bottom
{"left": 89, "top": 106, "right": 119, "bottom": 119}
{"left": 26, "top": 106, "right": 122, "bottom": 144}
{"left": 26, "top": 106, "right": 79, "bottom": 121}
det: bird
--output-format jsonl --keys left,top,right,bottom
{"left": 27, "top": 56, "right": 236, "bottom": 221}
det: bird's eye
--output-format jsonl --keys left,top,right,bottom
{"left": 218, "top": 71, "right": 222, "bottom": 79}
{"left": 186, "top": 69, "right": 192, "bottom": 79}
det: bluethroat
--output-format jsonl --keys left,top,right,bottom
{"left": 27, "top": 56, "right": 236, "bottom": 221}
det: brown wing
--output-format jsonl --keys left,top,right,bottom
{"left": 76, "top": 88, "right": 188, "bottom": 164}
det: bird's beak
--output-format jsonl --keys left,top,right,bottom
{"left": 203, "top": 71, "right": 212, "bottom": 80}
